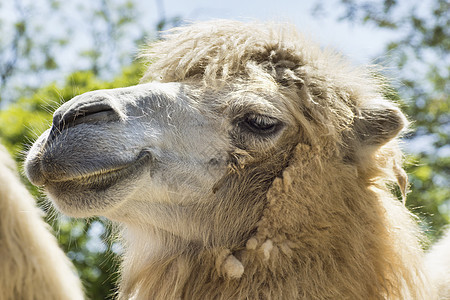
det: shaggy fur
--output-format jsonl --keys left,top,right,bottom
{"left": 0, "top": 145, "right": 84, "bottom": 300}
{"left": 126, "top": 21, "right": 436, "bottom": 299}
{"left": 24, "top": 20, "right": 449, "bottom": 300}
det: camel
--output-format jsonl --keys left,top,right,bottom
{"left": 24, "top": 20, "right": 449, "bottom": 299}
{"left": 0, "top": 144, "right": 84, "bottom": 300}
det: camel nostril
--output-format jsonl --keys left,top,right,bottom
{"left": 68, "top": 104, "right": 116, "bottom": 127}
{"left": 50, "top": 101, "right": 119, "bottom": 140}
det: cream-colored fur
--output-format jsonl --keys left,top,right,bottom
{"left": 24, "top": 20, "right": 449, "bottom": 299}
{"left": 0, "top": 145, "right": 84, "bottom": 300}
{"left": 427, "top": 231, "right": 450, "bottom": 299}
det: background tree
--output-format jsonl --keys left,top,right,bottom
{"left": 313, "top": 0, "right": 449, "bottom": 242}
{"left": 0, "top": 0, "right": 153, "bottom": 106}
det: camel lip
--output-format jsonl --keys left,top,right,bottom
{"left": 43, "top": 151, "right": 152, "bottom": 190}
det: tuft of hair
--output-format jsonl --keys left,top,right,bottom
{"left": 0, "top": 145, "right": 84, "bottom": 300}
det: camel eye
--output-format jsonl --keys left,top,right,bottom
{"left": 241, "top": 114, "right": 282, "bottom": 135}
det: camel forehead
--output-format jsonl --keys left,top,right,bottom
{"left": 140, "top": 20, "right": 308, "bottom": 83}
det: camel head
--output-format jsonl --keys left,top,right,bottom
{"left": 25, "top": 21, "right": 407, "bottom": 243}
{"left": 25, "top": 24, "right": 412, "bottom": 297}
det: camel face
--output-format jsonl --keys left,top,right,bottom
{"left": 25, "top": 81, "right": 292, "bottom": 224}
{"left": 23, "top": 21, "right": 450, "bottom": 299}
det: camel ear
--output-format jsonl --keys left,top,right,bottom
{"left": 353, "top": 104, "right": 407, "bottom": 146}
{"left": 350, "top": 103, "right": 409, "bottom": 200}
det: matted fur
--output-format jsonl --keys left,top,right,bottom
{"left": 116, "top": 20, "right": 436, "bottom": 299}
{"left": 0, "top": 145, "right": 84, "bottom": 300}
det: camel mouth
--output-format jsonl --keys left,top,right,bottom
{"left": 45, "top": 151, "right": 152, "bottom": 192}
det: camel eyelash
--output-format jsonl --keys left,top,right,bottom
{"left": 239, "top": 113, "right": 283, "bottom": 135}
